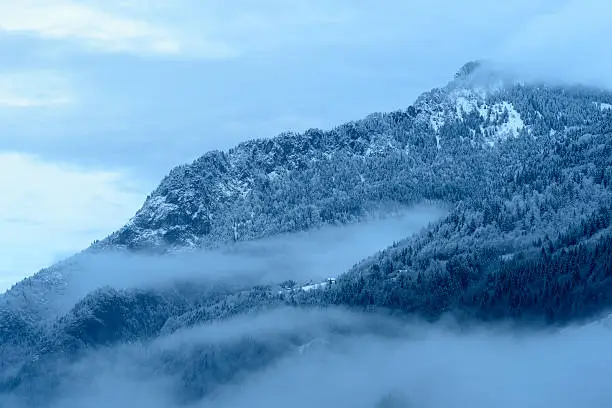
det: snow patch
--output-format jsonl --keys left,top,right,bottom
{"left": 301, "top": 282, "right": 327, "bottom": 292}
{"left": 482, "top": 102, "right": 525, "bottom": 146}
{"left": 449, "top": 88, "right": 486, "bottom": 120}
{"left": 497, "top": 102, "right": 524, "bottom": 135}
{"left": 429, "top": 113, "right": 445, "bottom": 132}
{"left": 301, "top": 278, "right": 336, "bottom": 292}
{"left": 454, "top": 96, "right": 477, "bottom": 117}
{"left": 477, "top": 103, "right": 489, "bottom": 120}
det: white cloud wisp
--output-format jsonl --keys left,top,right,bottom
{"left": 0, "top": 0, "right": 233, "bottom": 57}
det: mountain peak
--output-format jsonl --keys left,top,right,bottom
{"left": 454, "top": 60, "right": 483, "bottom": 80}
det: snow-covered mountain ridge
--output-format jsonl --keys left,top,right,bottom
{"left": 3, "top": 61, "right": 612, "bottom": 323}
{"left": 94, "top": 61, "right": 612, "bottom": 252}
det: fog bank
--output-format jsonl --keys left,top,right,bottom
{"left": 9, "top": 308, "right": 610, "bottom": 408}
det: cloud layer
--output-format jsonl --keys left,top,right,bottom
{"left": 494, "top": 0, "right": 612, "bottom": 87}
{"left": 6, "top": 307, "right": 612, "bottom": 408}
{"left": 0, "top": 0, "right": 231, "bottom": 57}
{"left": 10, "top": 204, "right": 444, "bottom": 317}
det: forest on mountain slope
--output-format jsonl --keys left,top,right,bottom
{"left": 91, "top": 74, "right": 612, "bottom": 328}
{"left": 3, "top": 65, "right": 612, "bottom": 407}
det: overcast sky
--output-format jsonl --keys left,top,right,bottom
{"left": 1, "top": 0, "right": 610, "bottom": 291}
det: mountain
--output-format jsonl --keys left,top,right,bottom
{"left": 94, "top": 62, "right": 517, "bottom": 251}
{"left": 3, "top": 61, "right": 612, "bottom": 406}
{"left": 95, "top": 61, "right": 612, "bottom": 255}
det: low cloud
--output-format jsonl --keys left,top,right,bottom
{"left": 3, "top": 201, "right": 612, "bottom": 407}
{"left": 0, "top": 0, "right": 233, "bottom": 58}
{"left": 27, "top": 204, "right": 445, "bottom": 315}
{"left": 492, "top": 0, "right": 612, "bottom": 88}
{"left": 203, "top": 315, "right": 612, "bottom": 408}
{"left": 7, "top": 307, "right": 612, "bottom": 408}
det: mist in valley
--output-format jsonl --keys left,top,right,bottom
{"left": 12, "top": 204, "right": 445, "bottom": 319}
{"left": 4, "top": 1, "right": 612, "bottom": 407}
{"left": 5, "top": 307, "right": 612, "bottom": 408}
{"left": 4, "top": 204, "right": 612, "bottom": 407}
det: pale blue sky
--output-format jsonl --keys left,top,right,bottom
{"left": 1, "top": 0, "right": 610, "bottom": 290}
